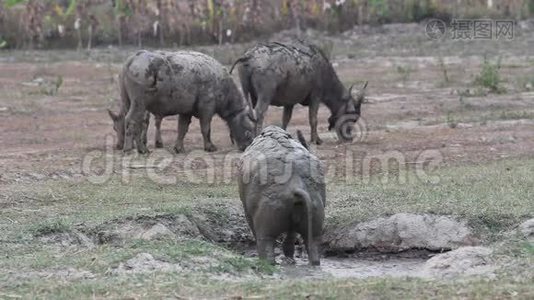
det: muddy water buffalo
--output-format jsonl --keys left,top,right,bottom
{"left": 108, "top": 50, "right": 256, "bottom": 154}
{"left": 230, "top": 39, "right": 367, "bottom": 144}
{"left": 238, "top": 126, "right": 325, "bottom": 265}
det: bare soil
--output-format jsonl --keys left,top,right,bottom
{"left": 1, "top": 42, "right": 534, "bottom": 184}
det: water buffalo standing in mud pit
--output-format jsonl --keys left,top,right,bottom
{"left": 238, "top": 126, "right": 325, "bottom": 265}
{"left": 108, "top": 50, "right": 256, "bottom": 154}
{"left": 230, "top": 39, "right": 367, "bottom": 144}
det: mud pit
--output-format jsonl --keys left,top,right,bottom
{"left": 239, "top": 246, "right": 432, "bottom": 280}
{"left": 282, "top": 257, "right": 426, "bottom": 279}
{"left": 278, "top": 247, "right": 494, "bottom": 280}
{"left": 30, "top": 207, "right": 491, "bottom": 281}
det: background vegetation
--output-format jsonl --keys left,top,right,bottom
{"left": 1, "top": 0, "right": 533, "bottom": 49}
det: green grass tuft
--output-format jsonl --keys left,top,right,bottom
{"left": 475, "top": 56, "right": 504, "bottom": 93}
{"left": 30, "top": 218, "right": 71, "bottom": 236}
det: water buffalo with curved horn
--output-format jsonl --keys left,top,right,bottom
{"left": 230, "top": 39, "right": 367, "bottom": 144}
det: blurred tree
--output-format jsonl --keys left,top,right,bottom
{"left": 87, "top": 13, "right": 98, "bottom": 49}
{"left": 25, "top": 0, "right": 44, "bottom": 49}
{"left": 113, "top": 0, "right": 131, "bottom": 47}
{"left": 0, "top": 0, "right": 533, "bottom": 49}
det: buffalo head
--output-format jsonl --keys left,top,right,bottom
{"left": 228, "top": 103, "right": 256, "bottom": 151}
{"left": 328, "top": 81, "right": 368, "bottom": 136}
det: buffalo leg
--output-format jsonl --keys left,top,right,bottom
{"left": 124, "top": 100, "right": 149, "bottom": 154}
{"left": 308, "top": 99, "right": 323, "bottom": 145}
{"left": 305, "top": 235, "right": 321, "bottom": 266}
{"left": 137, "top": 112, "right": 150, "bottom": 154}
{"left": 115, "top": 75, "right": 130, "bottom": 150}
{"left": 123, "top": 111, "right": 135, "bottom": 153}
{"left": 141, "top": 111, "right": 149, "bottom": 148}
{"left": 154, "top": 116, "right": 163, "bottom": 148}
{"left": 282, "top": 105, "right": 294, "bottom": 130}
{"left": 254, "top": 98, "right": 270, "bottom": 136}
{"left": 257, "top": 237, "right": 276, "bottom": 265}
{"left": 174, "top": 114, "right": 191, "bottom": 153}
{"left": 282, "top": 231, "right": 297, "bottom": 263}
{"left": 199, "top": 113, "right": 217, "bottom": 152}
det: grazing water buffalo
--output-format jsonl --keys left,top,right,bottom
{"left": 230, "top": 39, "right": 367, "bottom": 144}
{"left": 238, "top": 126, "right": 325, "bottom": 265}
{"left": 108, "top": 50, "right": 256, "bottom": 154}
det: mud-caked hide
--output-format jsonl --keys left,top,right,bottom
{"left": 231, "top": 39, "right": 366, "bottom": 144}
{"left": 109, "top": 50, "right": 255, "bottom": 153}
{"left": 238, "top": 126, "right": 325, "bottom": 265}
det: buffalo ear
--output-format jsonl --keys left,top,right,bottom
{"left": 348, "top": 84, "right": 355, "bottom": 98}
{"left": 248, "top": 106, "right": 257, "bottom": 122}
{"left": 250, "top": 110, "right": 257, "bottom": 122}
{"left": 108, "top": 109, "right": 119, "bottom": 121}
{"left": 244, "top": 97, "right": 257, "bottom": 122}
{"left": 352, "top": 81, "right": 368, "bottom": 106}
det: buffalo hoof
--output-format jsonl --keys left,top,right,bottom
{"left": 174, "top": 145, "right": 185, "bottom": 154}
{"left": 155, "top": 141, "right": 164, "bottom": 148}
{"left": 312, "top": 137, "right": 323, "bottom": 145}
{"left": 123, "top": 148, "right": 134, "bottom": 155}
{"left": 310, "top": 260, "right": 321, "bottom": 266}
{"left": 204, "top": 144, "right": 218, "bottom": 152}
{"left": 137, "top": 148, "right": 150, "bottom": 155}
{"left": 280, "top": 257, "right": 296, "bottom": 265}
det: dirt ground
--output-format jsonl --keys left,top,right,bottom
{"left": 1, "top": 32, "right": 534, "bottom": 184}
{"left": 0, "top": 22, "right": 533, "bottom": 299}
